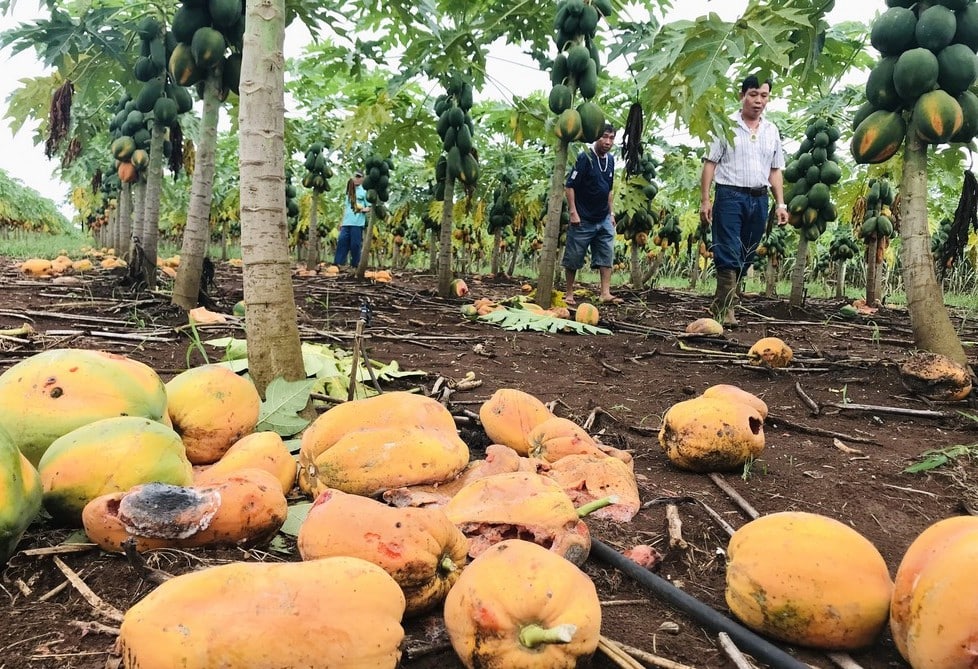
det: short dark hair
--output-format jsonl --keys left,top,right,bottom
{"left": 354, "top": 171, "right": 364, "bottom": 178}
{"left": 601, "top": 122, "right": 616, "bottom": 136}
{"left": 741, "top": 74, "right": 773, "bottom": 94}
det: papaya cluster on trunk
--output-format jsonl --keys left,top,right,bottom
{"left": 168, "top": 0, "right": 244, "bottom": 96}
{"left": 616, "top": 152, "right": 662, "bottom": 249}
{"left": 362, "top": 154, "right": 393, "bottom": 219}
{"left": 434, "top": 77, "right": 479, "bottom": 200}
{"left": 854, "top": 2, "right": 978, "bottom": 163}
{"left": 784, "top": 116, "right": 842, "bottom": 243}
{"left": 108, "top": 16, "right": 193, "bottom": 187}
{"left": 548, "top": 0, "right": 611, "bottom": 143}
{"left": 299, "top": 141, "right": 333, "bottom": 195}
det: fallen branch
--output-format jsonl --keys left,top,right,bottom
{"left": 824, "top": 402, "right": 952, "bottom": 419}
{"left": 20, "top": 543, "right": 97, "bottom": 557}
{"left": 69, "top": 620, "right": 120, "bottom": 636}
{"left": 717, "top": 632, "right": 757, "bottom": 669}
{"left": 767, "top": 413, "right": 879, "bottom": 445}
{"left": 598, "top": 635, "right": 646, "bottom": 669}
{"left": 794, "top": 382, "right": 821, "bottom": 416}
{"left": 833, "top": 438, "right": 864, "bottom": 456}
{"left": 611, "top": 638, "right": 700, "bottom": 669}
{"left": 665, "top": 504, "right": 688, "bottom": 549}
{"left": 708, "top": 474, "right": 760, "bottom": 520}
{"left": 52, "top": 556, "right": 124, "bottom": 623}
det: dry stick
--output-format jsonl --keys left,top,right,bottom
{"left": 51, "top": 556, "right": 124, "bottom": 623}
{"left": 20, "top": 543, "right": 97, "bottom": 557}
{"left": 612, "top": 639, "right": 700, "bottom": 669}
{"left": 767, "top": 413, "right": 879, "bottom": 445}
{"left": 827, "top": 652, "right": 869, "bottom": 669}
{"left": 824, "top": 402, "right": 952, "bottom": 419}
{"left": 598, "top": 636, "right": 650, "bottom": 669}
{"left": 347, "top": 318, "right": 364, "bottom": 402}
{"left": 69, "top": 620, "right": 120, "bottom": 636}
{"left": 794, "top": 382, "right": 821, "bottom": 416}
{"left": 665, "top": 503, "right": 688, "bottom": 549}
{"left": 38, "top": 581, "right": 69, "bottom": 602}
{"left": 707, "top": 474, "right": 760, "bottom": 520}
{"left": 717, "top": 632, "right": 757, "bottom": 669}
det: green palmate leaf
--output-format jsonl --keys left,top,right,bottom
{"left": 278, "top": 501, "right": 313, "bottom": 538}
{"left": 477, "top": 306, "right": 611, "bottom": 335}
{"left": 256, "top": 376, "right": 316, "bottom": 437}
{"left": 205, "top": 337, "right": 426, "bottom": 403}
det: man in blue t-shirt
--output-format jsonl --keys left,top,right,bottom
{"left": 563, "top": 123, "right": 620, "bottom": 305}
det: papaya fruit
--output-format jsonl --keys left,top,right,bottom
{"left": 191, "top": 27, "right": 226, "bottom": 70}
{"left": 554, "top": 108, "right": 583, "bottom": 143}
{"left": 893, "top": 48, "right": 939, "bottom": 103}
{"left": 577, "top": 100, "right": 605, "bottom": 142}
{"left": 118, "top": 557, "right": 405, "bottom": 669}
{"left": 0, "top": 348, "right": 168, "bottom": 466}
{"left": 38, "top": 416, "right": 193, "bottom": 525}
{"left": 0, "top": 425, "right": 41, "bottom": 564}
{"left": 913, "top": 89, "right": 964, "bottom": 144}
{"left": 851, "top": 110, "right": 906, "bottom": 164}
{"left": 165, "top": 364, "right": 262, "bottom": 465}
{"left": 870, "top": 7, "right": 917, "bottom": 56}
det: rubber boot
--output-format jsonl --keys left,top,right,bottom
{"left": 710, "top": 269, "right": 740, "bottom": 327}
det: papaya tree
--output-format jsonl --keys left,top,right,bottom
{"left": 169, "top": 0, "right": 246, "bottom": 308}
{"left": 851, "top": 3, "right": 976, "bottom": 367}
{"left": 237, "top": 0, "right": 306, "bottom": 396}
{"left": 537, "top": 0, "right": 611, "bottom": 309}
{"left": 298, "top": 141, "right": 332, "bottom": 269}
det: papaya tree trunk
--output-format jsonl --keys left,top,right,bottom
{"left": 436, "top": 175, "right": 456, "bottom": 296}
{"left": 305, "top": 190, "right": 320, "bottom": 270}
{"left": 355, "top": 208, "right": 379, "bottom": 278}
{"left": 173, "top": 72, "right": 221, "bottom": 310}
{"left": 788, "top": 235, "right": 809, "bottom": 307}
{"left": 428, "top": 227, "right": 438, "bottom": 272}
{"left": 117, "top": 185, "right": 132, "bottom": 257}
{"left": 536, "top": 139, "right": 569, "bottom": 308}
{"left": 132, "top": 180, "right": 146, "bottom": 251}
{"left": 866, "top": 238, "right": 880, "bottom": 307}
{"left": 239, "top": 0, "right": 307, "bottom": 397}
{"left": 507, "top": 228, "right": 521, "bottom": 276}
{"left": 688, "top": 245, "right": 701, "bottom": 290}
{"left": 491, "top": 228, "right": 502, "bottom": 275}
{"left": 138, "top": 122, "right": 167, "bottom": 290}
{"left": 900, "top": 135, "right": 969, "bottom": 367}
{"left": 765, "top": 257, "right": 778, "bottom": 297}
{"left": 836, "top": 260, "right": 847, "bottom": 299}
{"left": 629, "top": 242, "right": 642, "bottom": 288}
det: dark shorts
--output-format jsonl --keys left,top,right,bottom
{"left": 562, "top": 215, "right": 615, "bottom": 270}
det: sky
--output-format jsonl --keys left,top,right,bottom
{"left": 0, "top": 1, "right": 875, "bottom": 218}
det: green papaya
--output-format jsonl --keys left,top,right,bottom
{"left": 0, "top": 425, "right": 42, "bottom": 564}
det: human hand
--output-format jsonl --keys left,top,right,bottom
{"left": 569, "top": 212, "right": 581, "bottom": 226}
{"left": 699, "top": 203, "right": 712, "bottom": 225}
{"left": 776, "top": 208, "right": 789, "bottom": 226}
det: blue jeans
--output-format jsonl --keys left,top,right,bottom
{"left": 335, "top": 225, "right": 364, "bottom": 266}
{"left": 562, "top": 215, "right": 615, "bottom": 270}
{"left": 711, "top": 186, "right": 768, "bottom": 277}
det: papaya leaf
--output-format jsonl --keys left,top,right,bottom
{"left": 477, "top": 306, "right": 611, "bottom": 335}
{"left": 256, "top": 376, "right": 316, "bottom": 437}
{"left": 278, "top": 501, "right": 313, "bottom": 538}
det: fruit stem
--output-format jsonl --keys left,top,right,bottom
{"left": 577, "top": 495, "right": 619, "bottom": 518}
{"left": 438, "top": 555, "right": 457, "bottom": 574}
{"left": 518, "top": 623, "right": 577, "bottom": 648}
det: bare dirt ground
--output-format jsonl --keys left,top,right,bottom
{"left": 1, "top": 257, "right": 976, "bottom": 669}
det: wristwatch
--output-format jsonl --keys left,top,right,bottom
{"left": 777, "top": 203, "right": 787, "bottom": 210}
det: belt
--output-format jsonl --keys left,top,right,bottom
{"left": 718, "top": 184, "right": 768, "bottom": 197}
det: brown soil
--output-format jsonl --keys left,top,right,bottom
{"left": 1, "top": 258, "right": 975, "bottom": 669}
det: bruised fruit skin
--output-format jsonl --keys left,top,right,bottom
{"left": 444, "top": 539, "right": 601, "bottom": 669}
{"left": 82, "top": 468, "right": 287, "bottom": 553}
{"left": 658, "top": 395, "right": 764, "bottom": 472}
{"left": 193, "top": 431, "right": 297, "bottom": 494}
{"left": 478, "top": 388, "right": 554, "bottom": 455}
{"left": 0, "top": 348, "right": 168, "bottom": 466}
{"left": 725, "top": 511, "right": 893, "bottom": 650}
{"left": 165, "top": 364, "right": 262, "bottom": 465}
{"left": 297, "top": 488, "right": 468, "bottom": 616}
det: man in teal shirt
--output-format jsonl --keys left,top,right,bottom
{"left": 335, "top": 170, "right": 371, "bottom": 266}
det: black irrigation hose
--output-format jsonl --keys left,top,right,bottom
{"left": 589, "top": 538, "right": 810, "bottom": 669}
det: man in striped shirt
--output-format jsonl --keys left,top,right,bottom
{"left": 699, "top": 75, "right": 789, "bottom": 326}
